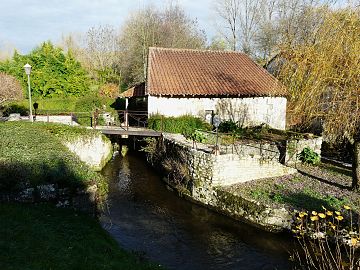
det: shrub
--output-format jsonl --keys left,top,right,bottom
{"left": 148, "top": 114, "right": 211, "bottom": 135}
{"left": 218, "top": 120, "right": 238, "bottom": 133}
{"left": 298, "top": 147, "right": 320, "bottom": 165}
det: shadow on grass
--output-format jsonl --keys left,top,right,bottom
{"left": 280, "top": 192, "right": 347, "bottom": 212}
{"left": 320, "top": 163, "right": 352, "bottom": 177}
{"left": 297, "top": 170, "right": 351, "bottom": 190}
{"left": 0, "top": 158, "right": 87, "bottom": 192}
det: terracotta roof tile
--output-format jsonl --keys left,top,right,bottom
{"left": 120, "top": 82, "right": 145, "bottom": 98}
{"left": 147, "top": 47, "right": 286, "bottom": 97}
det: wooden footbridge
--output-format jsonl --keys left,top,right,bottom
{"left": 94, "top": 126, "right": 162, "bottom": 137}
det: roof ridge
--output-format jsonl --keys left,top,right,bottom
{"left": 148, "top": 46, "right": 248, "bottom": 55}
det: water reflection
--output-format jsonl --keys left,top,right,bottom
{"left": 101, "top": 153, "right": 294, "bottom": 270}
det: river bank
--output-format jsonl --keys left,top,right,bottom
{"left": 141, "top": 133, "right": 357, "bottom": 233}
{"left": 0, "top": 122, "right": 162, "bottom": 270}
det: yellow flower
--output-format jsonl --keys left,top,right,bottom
{"left": 326, "top": 211, "right": 333, "bottom": 216}
{"left": 331, "top": 225, "right": 336, "bottom": 230}
{"left": 335, "top": 216, "right": 344, "bottom": 221}
{"left": 322, "top": 206, "right": 327, "bottom": 211}
{"left": 299, "top": 212, "right": 307, "bottom": 218}
{"left": 312, "top": 211, "right": 318, "bottom": 216}
{"left": 351, "top": 238, "right": 358, "bottom": 246}
{"left": 335, "top": 211, "right": 341, "bottom": 215}
{"left": 311, "top": 215, "right": 319, "bottom": 221}
{"left": 318, "top": 213, "right": 326, "bottom": 218}
{"left": 344, "top": 205, "right": 351, "bottom": 210}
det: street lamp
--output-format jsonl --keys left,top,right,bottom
{"left": 24, "top": 63, "right": 33, "bottom": 122}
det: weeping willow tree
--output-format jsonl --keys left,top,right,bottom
{"left": 277, "top": 8, "right": 360, "bottom": 189}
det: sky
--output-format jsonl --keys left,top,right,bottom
{"left": 0, "top": 0, "right": 215, "bottom": 54}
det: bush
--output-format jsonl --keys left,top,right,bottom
{"left": 218, "top": 120, "right": 238, "bottom": 133}
{"left": 298, "top": 147, "right": 320, "bottom": 165}
{"left": 148, "top": 114, "right": 211, "bottom": 135}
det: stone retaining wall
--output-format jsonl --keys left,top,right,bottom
{"left": 64, "top": 134, "right": 113, "bottom": 171}
{"left": 151, "top": 134, "right": 323, "bottom": 231}
{"left": 149, "top": 134, "right": 295, "bottom": 231}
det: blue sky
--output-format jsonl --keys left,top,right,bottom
{"left": 0, "top": 0, "right": 215, "bottom": 54}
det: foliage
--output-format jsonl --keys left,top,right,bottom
{"left": 0, "top": 203, "right": 162, "bottom": 270}
{"left": 0, "top": 42, "right": 92, "bottom": 97}
{"left": 0, "top": 122, "right": 107, "bottom": 196}
{"left": 291, "top": 206, "right": 360, "bottom": 269}
{"left": 218, "top": 120, "right": 238, "bottom": 133}
{"left": 0, "top": 73, "right": 23, "bottom": 105}
{"left": 278, "top": 9, "right": 360, "bottom": 142}
{"left": 189, "top": 130, "right": 207, "bottom": 143}
{"left": 298, "top": 147, "right": 321, "bottom": 165}
{"left": 148, "top": 114, "right": 211, "bottom": 135}
{"left": 99, "top": 83, "right": 119, "bottom": 98}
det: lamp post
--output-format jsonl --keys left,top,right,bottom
{"left": 24, "top": 63, "right": 33, "bottom": 122}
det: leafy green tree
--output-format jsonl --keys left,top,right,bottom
{"left": 0, "top": 42, "right": 91, "bottom": 97}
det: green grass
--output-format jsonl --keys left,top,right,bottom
{"left": 148, "top": 114, "right": 211, "bottom": 135}
{"left": 0, "top": 203, "right": 162, "bottom": 270}
{"left": 0, "top": 122, "right": 107, "bottom": 196}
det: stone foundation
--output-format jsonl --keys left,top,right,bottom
{"left": 149, "top": 134, "right": 297, "bottom": 232}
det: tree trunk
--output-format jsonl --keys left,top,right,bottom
{"left": 352, "top": 140, "right": 360, "bottom": 190}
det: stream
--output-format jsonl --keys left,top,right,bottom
{"left": 100, "top": 152, "right": 295, "bottom": 270}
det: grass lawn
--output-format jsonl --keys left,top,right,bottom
{"left": 0, "top": 203, "right": 162, "bottom": 270}
{"left": 227, "top": 162, "right": 360, "bottom": 214}
{"left": 0, "top": 122, "right": 107, "bottom": 195}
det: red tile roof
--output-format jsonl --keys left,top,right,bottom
{"left": 120, "top": 82, "right": 145, "bottom": 98}
{"left": 147, "top": 47, "right": 286, "bottom": 97}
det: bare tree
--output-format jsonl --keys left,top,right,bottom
{"left": 238, "top": 0, "right": 261, "bottom": 54}
{"left": 0, "top": 73, "right": 23, "bottom": 105}
{"left": 83, "top": 25, "right": 120, "bottom": 82}
{"left": 214, "top": 0, "right": 241, "bottom": 51}
{"left": 119, "top": 4, "right": 206, "bottom": 85}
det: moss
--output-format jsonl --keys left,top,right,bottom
{"left": 215, "top": 187, "right": 266, "bottom": 215}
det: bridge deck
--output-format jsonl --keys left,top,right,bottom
{"left": 94, "top": 126, "right": 162, "bottom": 137}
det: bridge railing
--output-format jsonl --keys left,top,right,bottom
{"left": 114, "top": 110, "right": 148, "bottom": 130}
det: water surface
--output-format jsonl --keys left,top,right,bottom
{"left": 101, "top": 153, "right": 294, "bottom": 270}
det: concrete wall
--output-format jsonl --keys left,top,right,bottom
{"left": 148, "top": 96, "right": 287, "bottom": 130}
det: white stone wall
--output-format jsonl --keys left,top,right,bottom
{"left": 148, "top": 95, "right": 286, "bottom": 130}
{"left": 64, "top": 135, "right": 113, "bottom": 171}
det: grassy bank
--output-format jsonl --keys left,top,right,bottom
{"left": 0, "top": 122, "right": 107, "bottom": 195}
{"left": 0, "top": 203, "right": 162, "bottom": 270}
{"left": 230, "top": 162, "right": 360, "bottom": 214}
